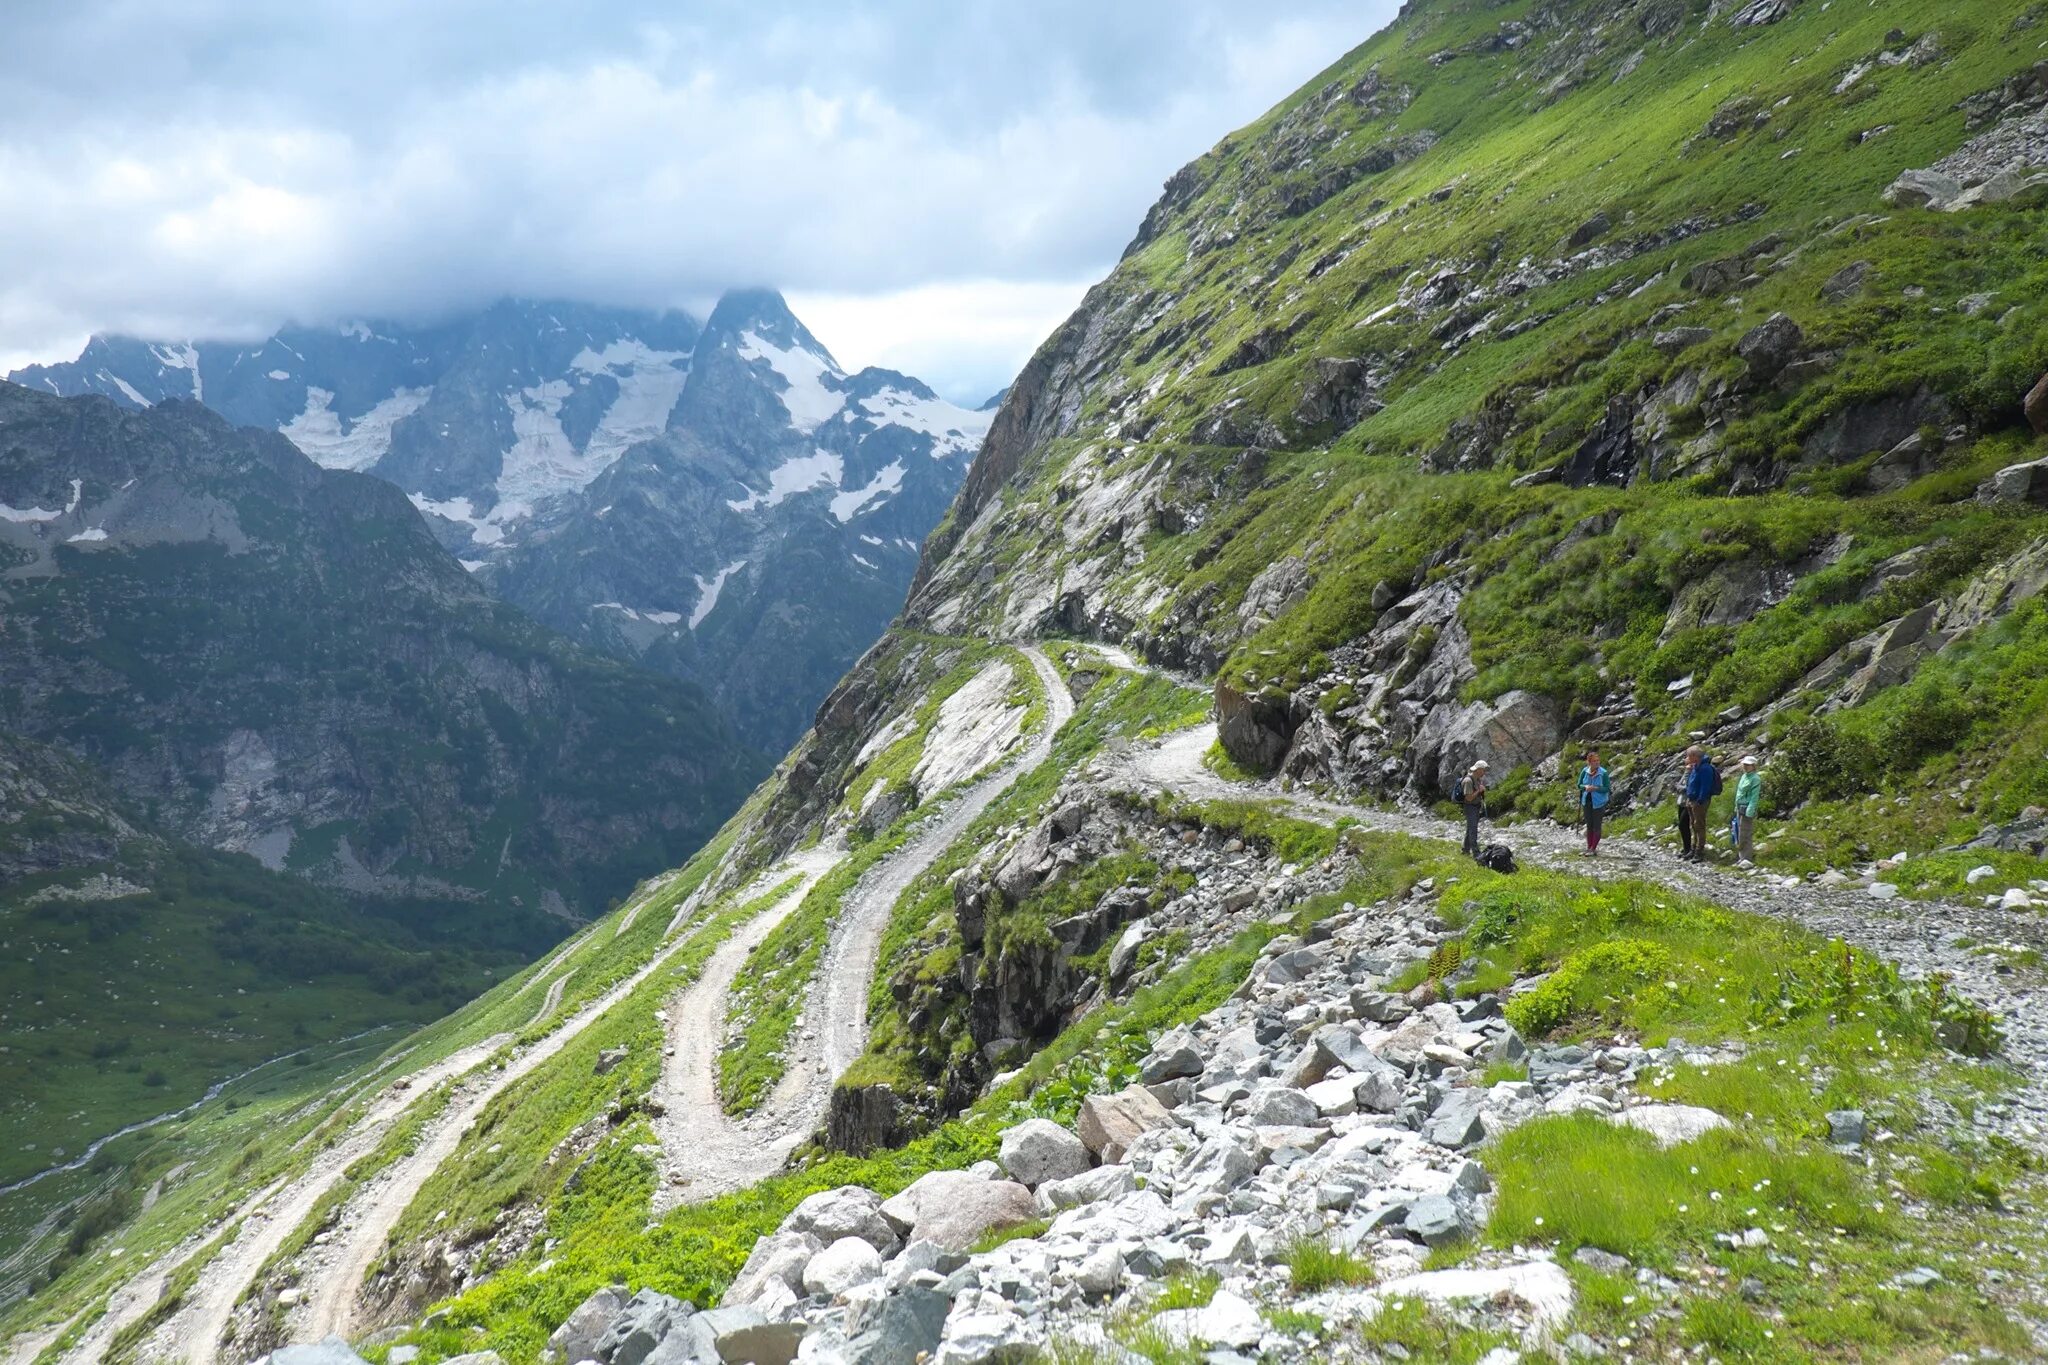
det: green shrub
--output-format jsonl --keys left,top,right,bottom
{"left": 1505, "top": 938, "right": 1674, "bottom": 1037}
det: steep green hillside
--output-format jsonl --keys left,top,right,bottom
{"left": 907, "top": 0, "right": 2048, "bottom": 860}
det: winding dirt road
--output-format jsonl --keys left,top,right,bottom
{"left": 650, "top": 645, "right": 1076, "bottom": 1208}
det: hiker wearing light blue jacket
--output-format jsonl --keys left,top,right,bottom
{"left": 1578, "top": 749, "right": 1611, "bottom": 857}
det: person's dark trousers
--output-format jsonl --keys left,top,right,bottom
{"left": 1585, "top": 804, "right": 1603, "bottom": 853}
{"left": 1688, "top": 800, "right": 1710, "bottom": 858}
{"left": 1678, "top": 799, "right": 1694, "bottom": 857}
{"left": 1463, "top": 807, "right": 1481, "bottom": 856}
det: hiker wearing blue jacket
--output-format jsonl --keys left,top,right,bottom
{"left": 1681, "top": 746, "right": 1719, "bottom": 862}
{"left": 1578, "top": 748, "right": 1611, "bottom": 857}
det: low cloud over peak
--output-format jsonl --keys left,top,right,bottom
{"left": 0, "top": 2, "right": 1391, "bottom": 402}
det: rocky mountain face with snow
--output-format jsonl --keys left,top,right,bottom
{"left": 11, "top": 291, "right": 990, "bottom": 751}
{"left": 0, "top": 382, "right": 757, "bottom": 919}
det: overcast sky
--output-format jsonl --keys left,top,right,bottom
{"left": 0, "top": 2, "right": 1395, "bottom": 401}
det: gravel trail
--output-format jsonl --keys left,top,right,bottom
{"left": 650, "top": 645, "right": 1076, "bottom": 1208}
{"left": 112, "top": 1037, "right": 504, "bottom": 1365}
{"left": 1111, "top": 722, "right": 2048, "bottom": 1149}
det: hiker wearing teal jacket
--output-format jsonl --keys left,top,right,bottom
{"left": 1733, "top": 754, "right": 1763, "bottom": 867}
{"left": 1578, "top": 749, "right": 1611, "bottom": 857}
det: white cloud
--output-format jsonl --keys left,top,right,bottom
{"left": 0, "top": 3, "right": 1398, "bottom": 401}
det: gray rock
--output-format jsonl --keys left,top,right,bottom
{"left": 878, "top": 1170, "right": 1037, "bottom": 1252}
{"left": 1820, "top": 260, "right": 1872, "bottom": 303}
{"left": 1827, "top": 1109, "right": 1868, "bottom": 1146}
{"left": 1071, "top": 1243, "right": 1125, "bottom": 1298}
{"left": 1174, "top": 1130, "right": 1262, "bottom": 1206}
{"left": 1076, "top": 1086, "right": 1176, "bottom": 1162}
{"left": 802, "top": 1236, "right": 886, "bottom": 1299}
{"left": 1244, "top": 1086, "right": 1320, "bottom": 1128}
{"left": 1653, "top": 326, "right": 1714, "bottom": 353}
{"left": 441, "top": 1354, "right": 508, "bottom": 1365}
{"left": 1425, "top": 1089, "right": 1488, "bottom": 1148}
{"left": 271, "top": 1341, "right": 370, "bottom": 1365}
{"left": 1737, "top": 312, "right": 1803, "bottom": 382}
{"left": 1883, "top": 167, "right": 1962, "bottom": 209}
{"left": 547, "top": 1285, "right": 629, "bottom": 1365}
{"left": 997, "top": 1119, "right": 1092, "bottom": 1189}
{"left": 1403, "top": 1196, "right": 1469, "bottom": 1248}
{"left": 1294, "top": 1023, "right": 1376, "bottom": 1086}
{"left": 1035, "top": 1163, "right": 1137, "bottom": 1215}
{"left": 594, "top": 1289, "right": 692, "bottom": 1365}
{"left": 783, "top": 1186, "right": 901, "bottom": 1254}
{"left": 845, "top": 1286, "right": 950, "bottom": 1365}
{"left": 1978, "top": 458, "right": 2048, "bottom": 506}
{"left": 725, "top": 1230, "right": 822, "bottom": 1307}
{"left": 595, "top": 1046, "right": 629, "bottom": 1075}
{"left": 1611, "top": 1104, "right": 1730, "bottom": 1147}
{"left": 1138, "top": 1026, "right": 1206, "bottom": 1083}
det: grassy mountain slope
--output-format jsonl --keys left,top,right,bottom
{"left": 907, "top": 0, "right": 2048, "bottom": 860}
{"left": 8, "top": 3, "right": 2048, "bottom": 1360}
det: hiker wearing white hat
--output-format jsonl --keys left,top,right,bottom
{"left": 1733, "top": 755, "right": 1763, "bottom": 866}
{"left": 1455, "top": 760, "right": 1490, "bottom": 858}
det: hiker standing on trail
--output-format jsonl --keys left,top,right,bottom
{"left": 1733, "top": 755, "right": 1762, "bottom": 867}
{"left": 1455, "top": 760, "right": 1489, "bottom": 858}
{"left": 1579, "top": 749, "right": 1611, "bottom": 857}
{"left": 1676, "top": 751, "right": 1697, "bottom": 859}
{"left": 1681, "top": 745, "right": 1719, "bottom": 862}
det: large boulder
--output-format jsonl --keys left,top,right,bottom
{"left": 1412, "top": 689, "right": 1565, "bottom": 797}
{"left": 801, "top": 1237, "right": 885, "bottom": 1299}
{"left": 1076, "top": 1086, "right": 1176, "bottom": 1162}
{"left": 2027, "top": 373, "right": 2048, "bottom": 436}
{"left": 1802, "top": 385, "right": 1952, "bottom": 467}
{"left": 782, "top": 1186, "right": 900, "bottom": 1254}
{"left": 1736, "top": 312, "right": 1803, "bottom": 383}
{"left": 1214, "top": 679, "right": 1298, "bottom": 773}
{"left": 592, "top": 1289, "right": 693, "bottom": 1365}
{"left": 1035, "top": 1163, "right": 1138, "bottom": 1215}
{"left": 997, "top": 1119, "right": 1092, "bottom": 1189}
{"left": 845, "top": 1286, "right": 951, "bottom": 1365}
{"left": 1883, "top": 167, "right": 1962, "bottom": 209}
{"left": 878, "top": 1170, "right": 1038, "bottom": 1252}
{"left": 723, "top": 1231, "right": 822, "bottom": 1308}
{"left": 1978, "top": 458, "right": 2048, "bottom": 506}
{"left": 547, "top": 1286, "right": 630, "bottom": 1364}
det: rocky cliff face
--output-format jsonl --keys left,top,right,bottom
{"left": 895, "top": 0, "right": 2048, "bottom": 826}
{"left": 10, "top": 292, "right": 991, "bottom": 753}
{"left": 486, "top": 290, "right": 991, "bottom": 749}
{"left": 0, "top": 383, "right": 757, "bottom": 917}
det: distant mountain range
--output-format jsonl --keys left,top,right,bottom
{"left": 10, "top": 289, "right": 992, "bottom": 750}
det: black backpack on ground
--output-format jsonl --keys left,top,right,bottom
{"left": 1478, "top": 843, "right": 1518, "bottom": 874}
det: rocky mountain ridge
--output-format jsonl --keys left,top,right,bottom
{"left": 0, "top": 382, "right": 756, "bottom": 914}
{"left": 11, "top": 291, "right": 992, "bottom": 750}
